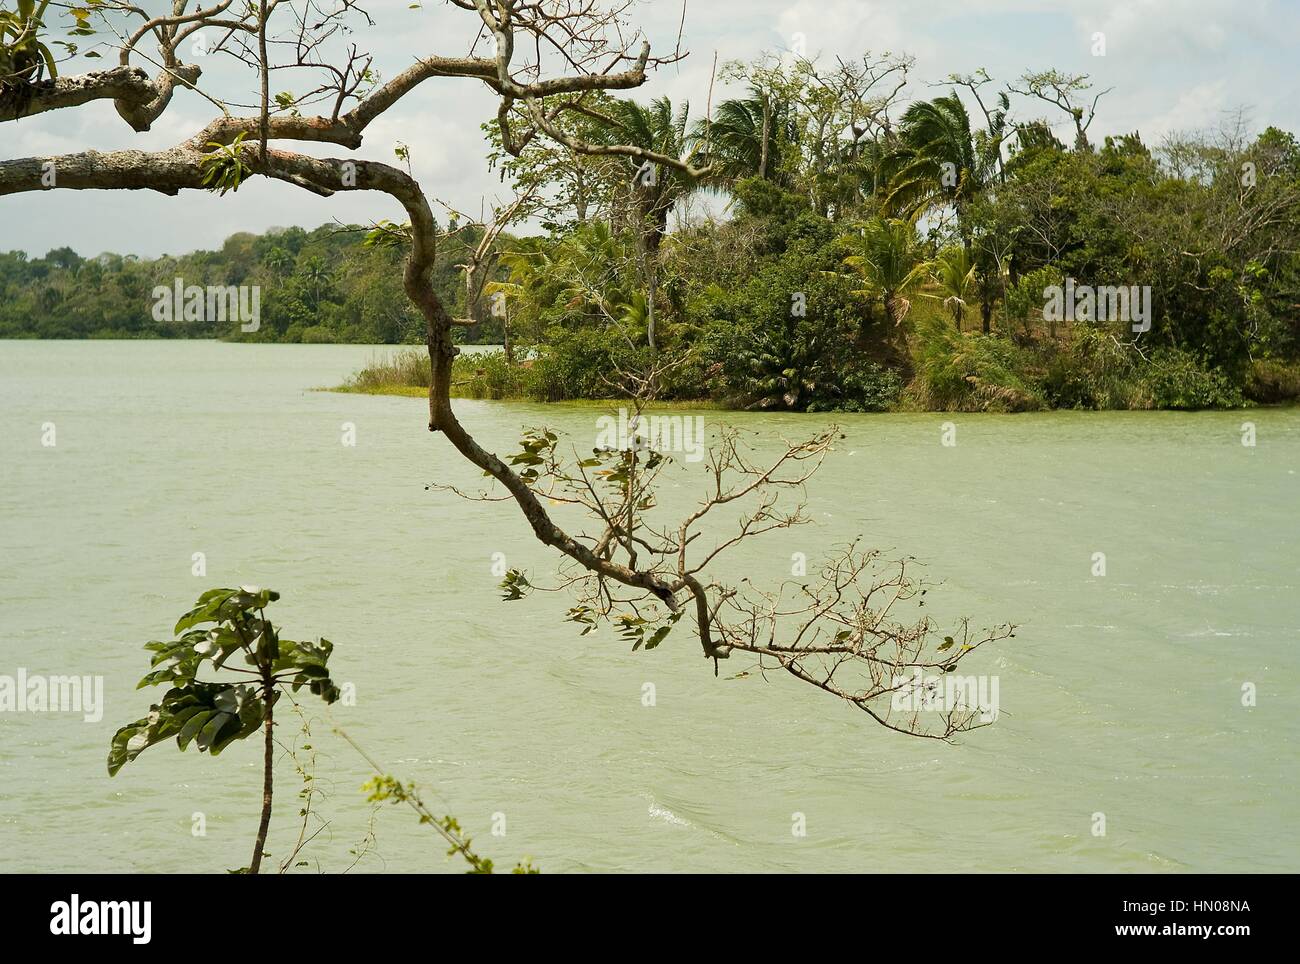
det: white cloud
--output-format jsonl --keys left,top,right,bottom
{"left": 1139, "top": 79, "right": 1231, "bottom": 142}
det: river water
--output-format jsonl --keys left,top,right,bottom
{"left": 1, "top": 340, "right": 1297, "bottom": 873}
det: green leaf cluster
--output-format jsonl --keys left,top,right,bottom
{"left": 107, "top": 587, "right": 341, "bottom": 775}
{"left": 201, "top": 132, "right": 254, "bottom": 197}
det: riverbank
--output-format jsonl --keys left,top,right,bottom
{"left": 332, "top": 344, "right": 1300, "bottom": 413}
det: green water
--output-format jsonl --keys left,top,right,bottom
{"left": 1, "top": 340, "right": 1297, "bottom": 873}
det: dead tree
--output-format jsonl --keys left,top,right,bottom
{"left": 1009, "top": 70, "right": 1111, "bottom": 154}
{"left": 449, "top": 189, "right": 536, "bottom": 351}
{"left": 0, "top": 0, "right": 1011, "bottom": 740}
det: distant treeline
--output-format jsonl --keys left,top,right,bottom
{"left": 0, "top": 222, "right": 507, "bottom": 344}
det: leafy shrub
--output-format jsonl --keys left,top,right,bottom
{"left": 1145, "top": 348, "right": 1244, "bottom": 409}
{"left": 1042, "top": 326, "right": 1150, "bottom": 409}
{"left": 692, "top": 235, "right": 892, "bottom": 411}
{"left": 1245, "top": 358, "right": 1300, "bottom": 403}
{"left": 656, "top": 327, "right": 730, "bottom": 401}
{"left": 906, "top": 317, "right": 1044, "bottom": 411}
{"left": 813, "top": 359, "right": 904, "bottom": 412}
{"left": 527, "top": 326, "right": 621, "bottom": 401}
{"left": 726, "top": 316, "right": 835, "bottom": 409}
{"left": 300, "top": 324, "right": 337, "bottom": 344}
{"left": 1004, "top": 266, "right": 1061, "bottom": 334}
{"left": 452, "top": 350, "right": 531, "bottom": 399}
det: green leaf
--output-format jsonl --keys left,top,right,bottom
{"left": 109, "top": 588, "right": 338, "bottom": 776}
{"left": 176, "top": 708, "right": 213, "bottom": 751}
{"left": 107, "top": 682, "right": 266, "bottom": 774}
{"left": 499, "top": 569, "right": 532, "bottom": 601}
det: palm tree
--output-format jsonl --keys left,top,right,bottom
{"left": 263, "top": 247, "right": 293, "bottom": 276}
{"left": 597, "top": 96, "right": 712, "bottom": 352}
{"left": 732, "top": 321, "right": 831, "bottom": 411}
{"left": 600, "top": 96, "right": 702, "bottom": 254}
{"left": 884, "top": 93, "right": 1004, "bottom": 242}
{"left": 927, "top": 245, "right": 978, "bottom": 331}
{"left": 296, "top": 256, "right": 334, "bottom": 310}
{"left": 691, "top": 89, "right": 789, "bottom": 183}
{"left": 842, "top": 218, "right": 930, "bottom": 327}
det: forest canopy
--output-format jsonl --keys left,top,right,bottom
{"left": 5, "top": 39, "right": 1300, "bottom": 412}
{"left": 0, "top": 220, "right": 483, "bottom": 343}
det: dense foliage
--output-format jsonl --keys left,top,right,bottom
{"left": 451, "top": 56, "right": 1300, "bottom": 411}
{"left": 9, "top": 54, "right": 1300, "bottom": 410}
{"left": 0, "top": 221, "right": 511, "bottom": 344}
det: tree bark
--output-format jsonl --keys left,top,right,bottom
{"left": 0, "top": 132, "right": 686, "bottom": 654}
{"left": 248, "top": 680, "right": 274, "bottom": 875}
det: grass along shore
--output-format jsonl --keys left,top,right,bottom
{"left": 330, "top": 347, "right": 726, "bottom": 408}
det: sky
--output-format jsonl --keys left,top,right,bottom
{"left": 3, "top": 0, "right": 1299, "bottom": 258}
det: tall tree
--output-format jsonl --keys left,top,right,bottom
{"left": 885, "top": 93, "right": 999, "bottom": 243}
{"left": 693, "top": 88, "right": 789, "bottom": 183}
{"left": 597, "top": 95, "right": 708, "bottom": 352}
{"left": 1009, "top": 70, "right": 1111, "bottom": 154}
{"left": 0, "top": 0, "right": 1006, "bottom": 735}
{"left": 735, "top": 52, "right": 914, "bottom": 219}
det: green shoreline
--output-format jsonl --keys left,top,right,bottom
{"left": 322, "top": 381, "right": 1300, "bottom": 413}
{"left": 322, "top": 382, "right": 728, "bottom": 409}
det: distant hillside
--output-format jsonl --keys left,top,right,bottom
{"left": 0, "top": 222, "right": 507, "bottom": 343}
